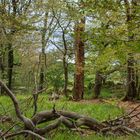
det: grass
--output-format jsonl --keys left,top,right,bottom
{"left": 0, "top": 94, "right": 123, "bottom": 119}
{"left": 51, "top": 132, "right": 140, "bottom": 140}
{"left": 84, "top": 87, "right": 125, "bottom": 100}
{"left": 0, "top": 94, "right": 139, "bottom": 140}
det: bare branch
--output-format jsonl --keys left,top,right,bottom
{"left": 5, "top": 130, "right": 46, "bottom": 140}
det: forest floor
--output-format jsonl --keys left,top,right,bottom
{"left": 118, "top": 101, "right": 140, "bottom": 129}
{"left": 0, "top": 95, "right": 140, "bottom": 140}
{"left": 79, "top": 99, "right": 140, "bottom": 129}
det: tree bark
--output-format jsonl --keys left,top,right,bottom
{"left": 135, "top": 60, "right": 139, "bottom": 99}
{"left": 7, "top": 43, "right": 14, "bottom": 90}
{"left": 38, "top": 66, "right": 44, "bottom": 91}
{"left": 73, "top": 17, "right": 85, "bottom": 101}
{"left": 62, "top": 27, "right": 68, "bottom": 97}
{"left": 0, "top": 49, "right": 5, "bottom": 94}
{"left": 6, "top": 0, "right": 17, "bottom": 90}
{"left": 63, "top": 55, "right": 68, "bottom": 97}
{"left": 124, "top": 54, "right": 137, "bottom": 100}
{"left": 0, "top": 45, "right": 5, "bottom": 79}
{"left": 123, "top": 0, "right": 138, "bottom": 100}
{"left": 94, "top": 71, "right": 103, "bottom": 98}
{"left": 38, "top": 12, "right": 48, "bottom": 91}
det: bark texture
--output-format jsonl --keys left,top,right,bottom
{"left": 38, "top": 12, "right": 48, "bottom": 91}
{"left": 7, "top": 43, "right": 14, "bottom": 89}
{"left": 73, "top": 17, "right": 85, "bottom": 101}
{"left": 123, "top": 0, "right": 138, "bottom": 100}
{"left": 125, "top": 54, "right": 137, "bottom": 100}
{"left": 94, "top": 71, "right": 103, "bottom": 98}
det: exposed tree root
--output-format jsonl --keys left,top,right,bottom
{"left": 0, "top": 80, "right": 140, "bottom": 140}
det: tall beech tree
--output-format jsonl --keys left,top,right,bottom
{"left": 123, "top": 0, "right": 138, "bottom": 100}
{"left": 7, "top": 0, "right": 17, "bottom": 89}
{"left": 38, "top": 0, "right": 59, "bottom": 91}
{"left": 73, "top": 16, "right": 85, "bottom": 100}
{"left": 38, "top": 11, "right": 48, "bottom": 91}
{"left": 50, "top": 18, "right": 71, "bottom": 97}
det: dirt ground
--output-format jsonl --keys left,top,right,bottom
{"left": 78, "top": 99, "right": 140, "bottom": 129}
{"left": 118, "top": 101, "right": 140, "bottom": 129}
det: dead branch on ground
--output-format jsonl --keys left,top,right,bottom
{"left": 0, "top": 80, "right": 140, "bottom": 139}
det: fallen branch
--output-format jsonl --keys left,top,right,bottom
{"left": 5, "top": 130, "right": 46, "bottom": 140}
{"left": 0, "top": 123, "right": 18, "bottom": 138}
{"left": 0, "top": 80, "right": 140, "bottom": 139}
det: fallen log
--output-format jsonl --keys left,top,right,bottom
{"left": 0, "top": 80, "right": 140, "bottom": 139}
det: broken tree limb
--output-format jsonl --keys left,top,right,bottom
{"left": 0, "top": 79, "right": 140, "bottom": 139}
{"left": 5, "top": 130, "right": 46, "bottom": 140}
{"left": 0, "top": 80, "right": 35, "bottom": 131}
{"left": 0, "top": 80, "right": 24, "bottom": 122}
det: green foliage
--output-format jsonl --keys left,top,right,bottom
{"left": 0, "top": 0, "right": 140, "bottom": 139}
{"left": 46, "top": 62, "right": 64, "bottom": 92}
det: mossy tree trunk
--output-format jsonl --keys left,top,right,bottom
{"left": 38, "top": 12, "right": 48, "bottom": 91}
{"left": 123, "top": 0, "right": 138, "bottom": 100}
{"left": 73, "top": 17, "right": 85, "bottom": 101}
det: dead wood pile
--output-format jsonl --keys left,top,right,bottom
{"left": 0, "top": 80, "right": 140, "bottom": 140}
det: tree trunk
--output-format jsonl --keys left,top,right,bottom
{"left": 63, "top": 55, "right": 68, "bottom": 97}
{"left": 62, "top": 26, "right": 68, "bottom": 97}
{"left": 124, "top": 54, "right": 137, "bottom": 100}
{"left": 38, "top": 51, "right": 46, "bottom": 91}
{"left": 38, "top": 49, "right": 46, "bottom": 91}
{"left": 138, "top": 85, "right": 140, "bottom": 99}
{"left": 0, "top": 47, "right": 5, "bottom": 94}
{"left": 0, "top": 51, "right": 4, "bottom": 94}
{"left": 73, "top": 17, "right": 85, "bottom": 101}
{"left": 135, "top": 61, "right": 139, "bottom": 99}
{"left": 123, "top": 0, "right": 138, "bottom": 100}
{"left": 94, "top": 71, "right": 103, "bottom": 98}
{"left": 6, "top": 0, "right": 17, "bottom": 90}
{"left": 0, "top": 48, "right": 5, "bottom": 78}
{"left": 38, "top": 67, "right": 44, "bottom": 91}
{"left": 38, "top": 12, "right": 48, "bottom": 91}
{"left": 7, "top": 43, "right": 14, "bottom": 90}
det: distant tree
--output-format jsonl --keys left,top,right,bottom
{"left": 123, "top": 0, "right": 139, "bottom": 100}
{"left": 0, "top": 0, "right": 32, "bottom": 89}
{"left": 50, "top": 10, "right": 72, "bottom": 97}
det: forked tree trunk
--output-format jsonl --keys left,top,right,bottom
{"left": 73, "top": 17, "right": 85, "bottom": 101}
